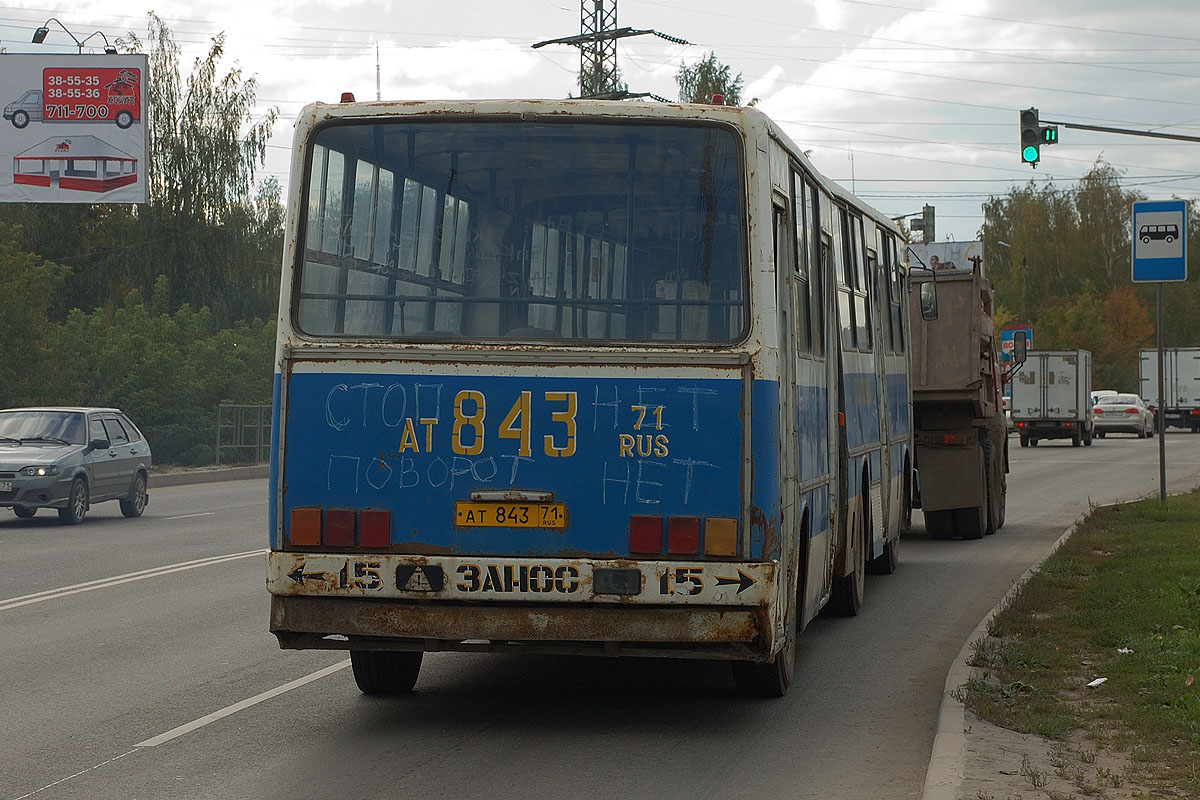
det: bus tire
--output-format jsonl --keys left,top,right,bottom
{"left": 828, "top": 504, "right": 865, "bottom": 616}
{"left": 350, "top": 650, "right": 422, "bottom": 695}
{"left": 731, "top": 633, "right": 794, "bottom": 698}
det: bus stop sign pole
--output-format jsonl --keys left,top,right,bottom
{"left": 1131, "top": 199, "right": 1188, "bottom": 504}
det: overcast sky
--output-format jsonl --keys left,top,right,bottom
{"left": 2, "top": 0, "right": 1197, "bottom": 241}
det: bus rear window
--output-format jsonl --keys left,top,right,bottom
{"left": 295, "top": 120, "right": 746, "bottom": 344}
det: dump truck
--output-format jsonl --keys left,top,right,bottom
{"left": 908, "top": 266, "right": 1011, "bottom": 540}
{"left": 1139, "top": 347, "right": 1200, "bottom": 432}
{"left": 1011, "top": 350, "right": 1093, "bottom": 447}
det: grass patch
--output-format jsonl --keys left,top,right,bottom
{"left": 960, "top": 488, "right": 1200, "bottom": 793}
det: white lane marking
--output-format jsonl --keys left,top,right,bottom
{"left": 164, "top": 511, "right": 217, "bottom": 520}
{"left": 0, "top": 549, "right": 266, "bottom": 612}
{"left": 136, "top": 660, "right": 352, "bottom": 747}
{"left": 13, "top": 748, "right": 139, "bottom": 799}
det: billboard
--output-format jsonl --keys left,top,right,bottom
{"left": 906, "top": 240, "right": 984, "bottom": 275}
{"left": 1, "top": 54, "right": 147, "bottom": 204}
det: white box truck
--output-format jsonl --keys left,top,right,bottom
{"left": 1011, "top": 350, "right": 1093, "bottom": 447}
{"left": 1140, "top": 347, "right": 1200, "bottom": 432}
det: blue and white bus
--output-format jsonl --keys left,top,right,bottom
{"left": 267, "top": 98, "right": 912, "bottom": 697}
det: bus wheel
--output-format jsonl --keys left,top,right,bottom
{"left": 828, "top": 511, "right": 865, "bottom": 616}
{"left": 868, "top": 492, "right": 898, "bottom": 574}
{"left": 731, "top": 633, "right": 794, "bottom": 698}
{"left": 350, "top": 650, "right": 422, "bottom": 695}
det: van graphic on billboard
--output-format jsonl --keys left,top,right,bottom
{"left": 0, "top": 55, "right": 146, "bottom": 204}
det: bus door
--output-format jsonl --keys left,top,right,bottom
{"left": 773, "top": 199, "right": 800, "bottom": 629}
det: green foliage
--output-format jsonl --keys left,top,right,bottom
{"left": 676, "top": 52, "right": 743, "bottom": 104}
{"left": 981, "top": 160, "right": 1178, "bottom": 390}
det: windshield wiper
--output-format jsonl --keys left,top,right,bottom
{"left": 20, "top": 435, "right": 70, "bottom": 445}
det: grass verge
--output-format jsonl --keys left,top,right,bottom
{"left": 959, "top": 487, "right": 1200, "bottom": 795}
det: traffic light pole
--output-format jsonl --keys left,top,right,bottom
{"left": 1042, "top": 120, "right": 1200, "bottom": 144}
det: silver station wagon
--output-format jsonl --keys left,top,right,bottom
{"left": 0, "top": 407, "right": 151, "bottom": 524}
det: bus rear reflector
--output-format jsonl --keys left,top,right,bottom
{"left": 667, "top": 517, "right": 700, "bottom": 554}
{"left": 704, "top": 517, "right": 738, "bottom": 556}
{"left": 358, "top": 510, "right": 391, "bottom": 547}
{"left": 324, "top": 509, "right": 355, "bottom": 546}
{"left": 629, "top": 515, "right": 663, "bottom": 554}
{"left": 290, "top": 508, "right": 321, "bottom": 546}
{"left": 937, "top": 433, "right": 967, "bottom": 445}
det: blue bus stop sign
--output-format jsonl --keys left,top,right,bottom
{"left": 1132, "top": 200, "right": 1188, "bottom": 283}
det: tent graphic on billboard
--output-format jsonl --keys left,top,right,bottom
{"left": 12, "top": 135, "right": 137, "bottom": 193}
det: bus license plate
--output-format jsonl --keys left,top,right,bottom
{"left": 455, "top": 502, "right": 567, "bottom": 530}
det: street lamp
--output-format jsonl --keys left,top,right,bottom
{"left": 32, "top": 18, "right": 117, "bottom": 54}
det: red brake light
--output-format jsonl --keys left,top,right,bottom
{"left": 1093, "top": 408, "right": 1103, "bottom": 414}
{"left": 324, "top": 509, "right": 355, "bottom": 546}
{"left": 358, "top": 510, "right": 391, "bottom": 547}
{"left": 1124, "top": 408, "right": 1139, "bottom": 414}
{"left": 667, "top": 517, "right": 701, "bottom": 554}
{"left": 630, "top": 515, "right": 663, "bottom": 554}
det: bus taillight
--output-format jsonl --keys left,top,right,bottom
{"left": 630, "top": 515, "right": 663, "bottom": 554}
{"left": 359, "top": 510, "right": 391, "bottom": 547}
{"left": 288, "top": 507, "right": 391, "bottom": 548}
{"left": 668, "top": 517, "right": 701, "bottom": 554}
{"left": 704, "top": 518, "right": 738, "bottom": 556}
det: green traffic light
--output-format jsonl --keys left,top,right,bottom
{"left": 1022, "top": 145, "right": 1039, "bottom": 163}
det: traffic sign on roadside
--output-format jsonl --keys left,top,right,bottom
{"left": 1132, "top": 200, "right": 1188, "bottom": 283}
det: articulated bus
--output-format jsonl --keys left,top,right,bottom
{"left": 267, "top": 98, "right": 912, "bottom": 697}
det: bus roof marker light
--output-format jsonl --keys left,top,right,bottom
{"left": 340, "top": 92, "right": 356, "bottom": 103}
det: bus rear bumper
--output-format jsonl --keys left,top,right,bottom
{"left": 270, "top": 595, "right": 768, "bottom": 661}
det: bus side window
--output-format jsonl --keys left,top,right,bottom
{"left": 791, "top": 172, "right": 812, "bottom": 354}
{"left": 833, "top": 207, "right": 856, "bottom": 350}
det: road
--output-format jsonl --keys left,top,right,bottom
{"left": 4, "top": 433, "right": 1200, "bottom": 800}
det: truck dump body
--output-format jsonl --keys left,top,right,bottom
{"left": 907, "top": 267, "right": 1007, "bottom": 539}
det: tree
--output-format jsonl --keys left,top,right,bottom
{"left": 116, "top": 13, "right": 282, "bottom": 324}
{"left": 676, "top": 52, "right": 743, "bottom": 104}
{"left": 0, "top": 225, "right": 70, "bottom": 406}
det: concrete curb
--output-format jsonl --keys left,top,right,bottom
{"left": 149, "top": 464, "right": 269, "bottom": 487}
{"left": 920, "top": 521, "right": 1080, "bottom": 800}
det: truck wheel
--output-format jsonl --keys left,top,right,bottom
{"left": 1072, "top": 429, "right": 1082, "bottom": 447}
{"left": 981, "top": 442, "right": 999, "bottom": 535}
{"left": 350, "top": 650, "right": 422, "bottom": 695}
{"left": 1019, "top": 434, "right": 1028, "bottom": 448}
{"left": 12, "top": 110, "right": 29, "bottom": 129}
{"left": 1084, "top": 425, "right": 1093, "bottom": 446}
{"left": 925, "top": 509, "right": 954, "bottom": 540}
{"left": 955, "top": 505, "right": 986, "bottom": 540}
{"left": 1030, "top": 438, "right": 1039, "bottom": 447}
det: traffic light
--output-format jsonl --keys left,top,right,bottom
{"left": 910, "top": 204, "right": 935, "bottom": 244}
{"left": 1020, "top": 107, "right": 1041, "bottom": 166}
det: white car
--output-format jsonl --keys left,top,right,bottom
{"left": 1092, "top": 394, "right": 1155, "bottom": 439}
